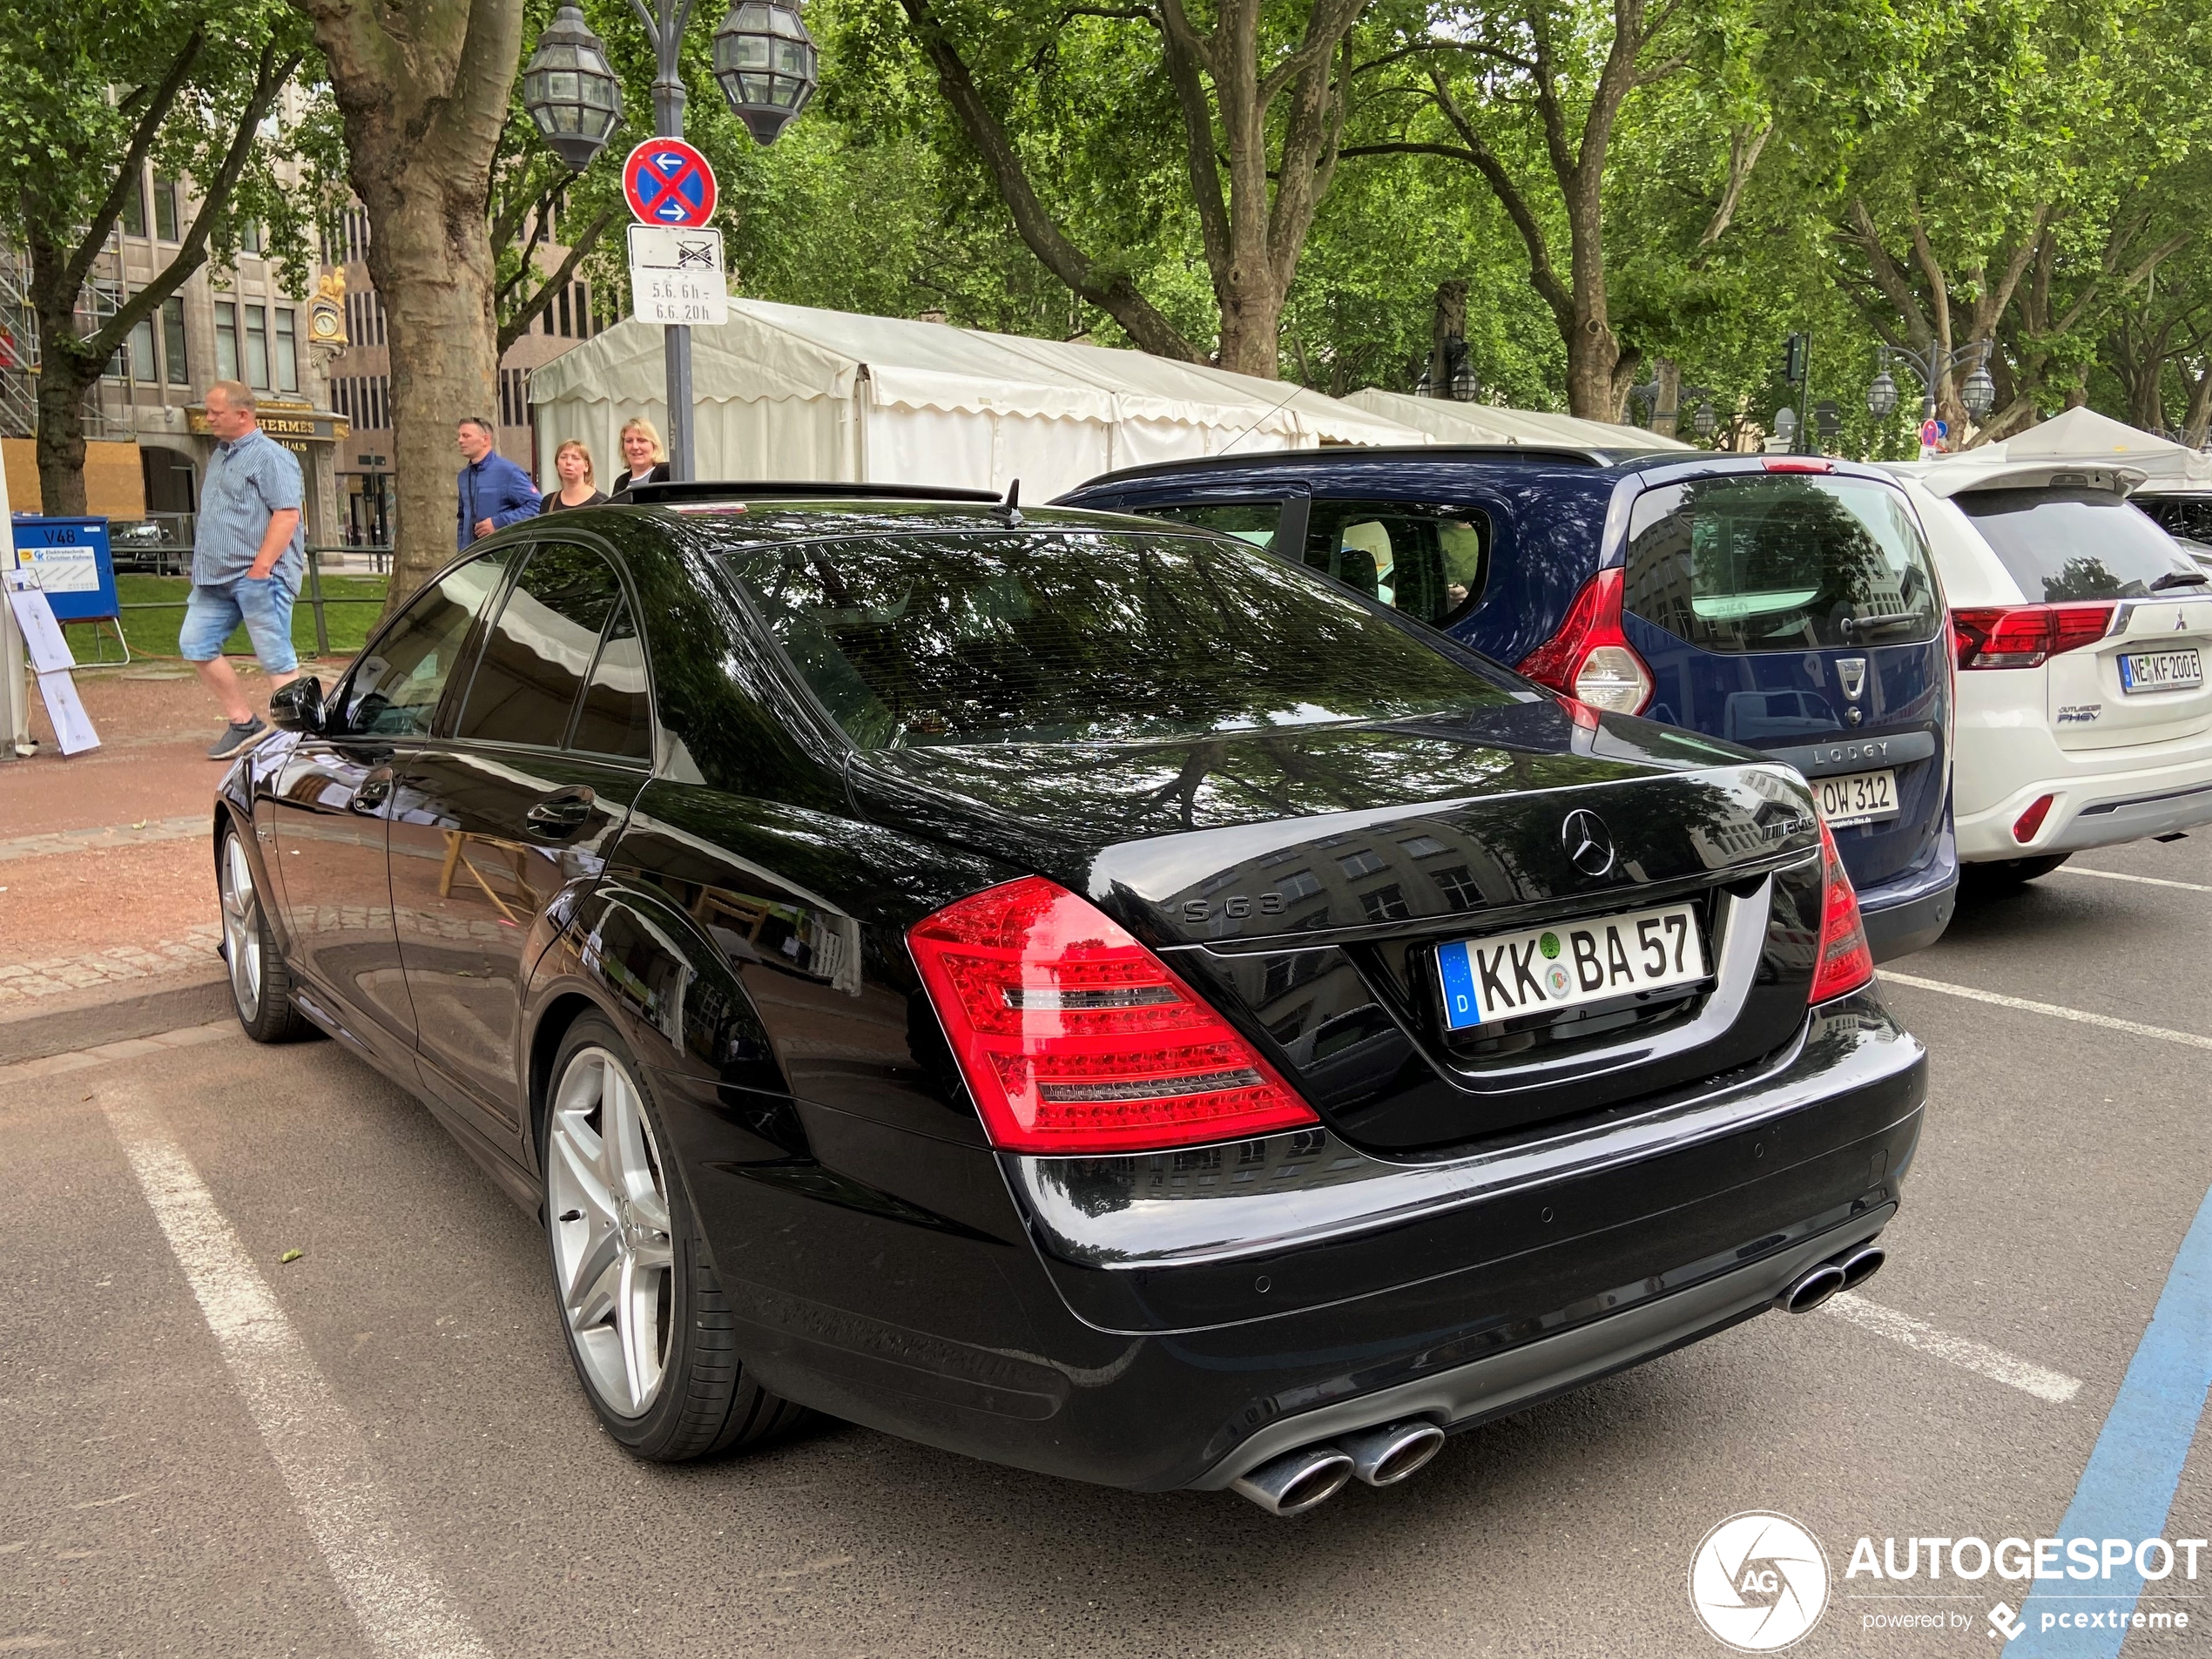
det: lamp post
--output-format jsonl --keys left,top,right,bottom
{"left": 521, "top": 0, "right": 817, "bottom": 481}
{"left": 1866, "top": 338, "right": 1998, "bottom": 435}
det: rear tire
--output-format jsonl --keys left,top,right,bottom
{"left": 1964, "top": 853, "right": 2071, "bottom": 888}
{"left": 218, "top": 824, "right": 314, "bottom": 1042}
{"left": 540, "top": 1015, "right": 806, "bottom": 1461}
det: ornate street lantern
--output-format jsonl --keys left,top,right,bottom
{"left": 1866, "top": 369, "right": 1899, "bottom": 419}
{"left": 523, "top": 5, "right": 624, "bottom": 172}
{"left": 1694, "top": 401, "right": 1716, "bottom": 439}
{"left": 712, "top": 0, "right": 819, "bottom": 145}
{"left": 1962, "top": 362, "right": 1998, "bottom": 420}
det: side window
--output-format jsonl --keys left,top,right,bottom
{"left": 455, "top": 543, "right": 625, "bottom": 748}
{"left": 341, "top": 551, "right": 509, "bottom": 738}
{"left": 1141, "top": 500, "right": 1289, "bottom": 550}
{"left": 570, "top": 600, "right": 653, "bottom": 759}
{"left": 1302, "top": 503, "right": 1489, "bottom": 627}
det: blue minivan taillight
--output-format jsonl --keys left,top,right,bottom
{"left": 1516, "top": 568, "right": 1655, "bottom": 714}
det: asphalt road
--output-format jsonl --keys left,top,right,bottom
{"left": 8, "top": 834, "right": 2212, "bottom": 1657}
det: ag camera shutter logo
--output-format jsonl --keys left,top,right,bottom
{"left": 1689, "top": 1512, "right": 1831, "bottom": 1650}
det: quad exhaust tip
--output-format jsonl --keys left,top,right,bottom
{"left": 1838, "top": 1243, "right": 1885, "bottom": 1291}
{"left": 1231, "top": 1446, "right": 1354, "bottom": 1516}
{"left": 1339, "top": 1420, "right": 1447, "bottom": 1487}
{"left": 1231, "top": 1420, "right": 1447, "bottom": 1514}
{"left": 1776, "top": 1242, "right": 1887, "bottom": 1314}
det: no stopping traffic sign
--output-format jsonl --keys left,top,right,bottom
{"left": 623, "top": 138, "right": 718, "bottom": 228}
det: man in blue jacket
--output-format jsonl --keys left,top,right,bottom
{"left": 456, "top": 416, "right": 539, "bottom": 548}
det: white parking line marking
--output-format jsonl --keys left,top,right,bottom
{"left": 2055, "top": 866, "right": 2212, "bottom": 894}
{"left": 99, "top": 1088, "right": 491, "bottom": 1659}
{"left": 1824, "top": 1291, "right": 2083, "bottom": 1403}
{"left": 1880, "top": 971, "right": 2212, "bottom": 1053}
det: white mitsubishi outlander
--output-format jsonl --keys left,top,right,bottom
{"left": 1893, "top": 459, "right": 2212, "bottom": 882}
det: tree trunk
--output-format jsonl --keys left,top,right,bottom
{"left": 2182, "top": 359, "right": 2212, "bottom": 450}
{"left": 1428, "top": 280, "right": 1467, "bottom": 392}
{"left": 29, "top": 228, "right": 93, "bottom": 515}
{"left": 1649, "top": 356, "right": 1680, "bottom": 437}
{"left": 362, "top": 184, "right": 502, "bottom": 598}
{"left": 1216, "top": 269, "right": 1288, "bottom": 378}
{"left": 298, "top": 0, "right": 523, "bottom": 610}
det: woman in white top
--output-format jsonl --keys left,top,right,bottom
{"left": 609, "top": 417, "right": 672, "bottom": 499}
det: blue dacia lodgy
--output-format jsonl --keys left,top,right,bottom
{"left": 1058, "top": 445, "right": 1956, "bottom": 959}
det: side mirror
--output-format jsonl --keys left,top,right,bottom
{"left": 269, "top": 676, "right": 326, "bottom": 734}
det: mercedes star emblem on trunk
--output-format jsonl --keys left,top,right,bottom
{"left": 1561, "top": 809, "right": 1616, "bottom": 876}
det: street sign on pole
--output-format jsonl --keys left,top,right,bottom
{"left": 627, "top": 225, "right": 729, "bottom": 327}
{"left": 622, "top": 138, "right": 718, "bottom": 227}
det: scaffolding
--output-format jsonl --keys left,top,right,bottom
{"left": 0, "top": 236, "right": 142, "bottom": 443}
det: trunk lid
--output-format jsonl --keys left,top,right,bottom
{"left": 1619, "top": 466, "right": 1952, "bottom": 900}
{"left": 1953, "top": 487, "right": 2212, "bottom": 752}
{"left": 2046, "top": 596, "right": 2212, "bottom": 751}
{"left": 849, "top": 707, "right": 1828, "bottom": 1152}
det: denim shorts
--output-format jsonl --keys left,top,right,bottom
{"left": 179, "top": 576, "right": 299, "bottom": 673}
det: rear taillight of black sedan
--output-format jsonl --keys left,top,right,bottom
{"left": 908, "top": 877, "right": 1318, "bottom": 1154}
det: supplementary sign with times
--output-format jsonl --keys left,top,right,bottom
{"left": 627, "top": 225, "right": 728, "bottom": 327}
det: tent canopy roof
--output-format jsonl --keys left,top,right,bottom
{"left": 530, "top": 299, "right": 1426, "bottom": 445}
{"left": 1345, "top": 386, "right": 1693, "bottom": 451}
{"left": 1912, "top": 406, "right": 2212, "bottom": 493}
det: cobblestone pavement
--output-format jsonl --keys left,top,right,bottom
{"left": 0, "top": 813, "right": 209, "bottom": 864}
{"left": 0, "top": 923, "right": 222, "bottom": 1004}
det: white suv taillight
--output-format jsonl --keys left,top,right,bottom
{"left": 1516, "top": 568, "right": 1655, "bottom": 714}
{"left": 907, "top": 877, "right": 1319, "bottom": 1155}
{"left": 1808, "top": 818, "right": 1874, "bottom": 1003}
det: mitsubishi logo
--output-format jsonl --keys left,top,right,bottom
{"left": 1836, "top": 657, "right": 1867, "bottom": 701}
{"left": 1561, "top": 809, "right": 1616, "bottom": 877}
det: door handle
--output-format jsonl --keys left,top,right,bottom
{"left": 525, "top": 785, "right": 597, "bottom": 839}
{"left": 352, "top": 766, "right": 394, "bottom": 813}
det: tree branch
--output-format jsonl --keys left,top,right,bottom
{"left": 898, "top": 0, "right": 1205, "bottom": 361}
{"left": 1696, "top": 122, "right": 1770, "bottom": 249}
{"left": 1420, "top": 67, "right": 1573, "bottom": 327}
{"left": 498, "top": 203, "right": 618, "bottom": 355}
{"left": 59, "top": 29, "right": 207, "bottom": 300}
{"left": 1844, "top": 198, "right": 1934, "bottom": 349}
{"left": 84, "top": 44, "right": 302, "bottom": 364}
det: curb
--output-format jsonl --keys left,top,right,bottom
{"left": 0, "top": 971, "right": 234, "bottom": 1067}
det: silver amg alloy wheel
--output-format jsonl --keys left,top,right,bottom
{"left": 219, "top": 833, "right": 265, "bottom": 1022}
{"left": 547, "top": 1046, "right": 674, "bottom": 1419}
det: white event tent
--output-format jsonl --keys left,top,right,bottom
{"left": 1344, "top": 386, "right": 1693, "bottom": 451}
{"left": 529, "top": 300, "right": 1427, "bottom": 500}
{"left": 1921, "top": 406, "right": 2212, "bottom": 492}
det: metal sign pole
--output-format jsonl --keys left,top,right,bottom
{"left": 0, "top": 448, "right": 30, "bottom": 759}
{"left": 650, "top": 0, "right": 698, "bottom": 482}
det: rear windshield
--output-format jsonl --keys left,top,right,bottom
{"left": 1624, "top": 475, "right": 1940, "bottom": 652}
{"left": 1955, "top": 489, "right": 2202, "bottom": 601}
{"left": 719, "top": 530, "right": 1518, "bottom": 748}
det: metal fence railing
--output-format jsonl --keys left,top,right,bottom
{"left": 110, "top": 544, "right": 389, "bottom": 660}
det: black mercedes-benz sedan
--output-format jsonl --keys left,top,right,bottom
{"left": 213, "top": 485, "right": 1924, "bottom": 1515}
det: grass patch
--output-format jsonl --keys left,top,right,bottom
{"left": 74, "top": 570, "right": 390, "bottom": 664}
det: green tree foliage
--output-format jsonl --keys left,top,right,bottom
{"left": 1764, "top": 0, "right": 2212, "bottom": 444}
{"left": 0, "top": 0, "right": 334, "bottom": 511}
